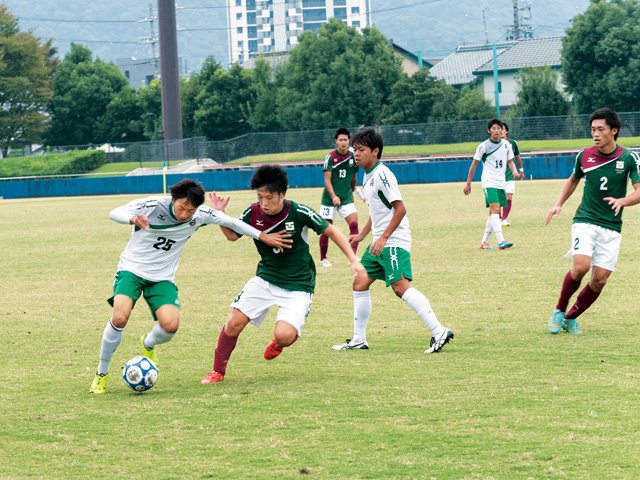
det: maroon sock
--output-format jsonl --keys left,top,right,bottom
{"left": 566, "top": 284, "right": 601, "bottom": 320}
{"left": 556, "top": 271, "right": 581, "bottom": 312}
{"left": 501, "top": 200, "right": 512, "bottom": 220}
{"left": 213, "top": 326, "right": 238, "bottom": 376}
{"left": 319, "top": 234, "right": 329, "bottom": 260}
{"left": 348, "top": 221, "right": 359, "bottom": 255}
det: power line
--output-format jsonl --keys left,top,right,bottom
{"left": 17, "top": 16, "right": 140, "bottom": 23}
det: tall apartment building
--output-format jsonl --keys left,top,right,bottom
{"left": 227, "top": 0, "right": 371, "bottom": 66}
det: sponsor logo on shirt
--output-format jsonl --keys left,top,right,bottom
{"left": 587, "top": 157, "right": 596, "bottom": 163}
{"left": 158, "top": 214, "right": 166, "bottom": 220}
{"left": 256, "top": 219, "right": 264, "bottom": 226}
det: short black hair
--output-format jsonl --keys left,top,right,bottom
{"left": 250, "top": 164, "right": 288, "bottom": 194}
{"left": 590, "top": 107, "right": 621, "bottom": 140}
{"left": 334, "top": 127, "right": 351, "bottom": 139}
{"left": 169, "top": 178, "right": 205, "bottom": 207}
{"left": 502, "top": 121, "right": 509, "bottom": 132}
{"left": 351, "top": 127, "right": 383, "bottom": 159}
{"left": 487, "top": 118, "right": 503, "bottom": 130}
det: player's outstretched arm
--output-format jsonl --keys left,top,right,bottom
{"left": 208, "top": 192, "right": 237, "bottom": 240}
{"left": 464, "top": 160, "right": 479, "bottom": 195}
{"left": 323, "top": 224, "right": 366, "bottom": 277}
{"left": 545, "top": 175, "right": 580, "bottom": 224}
{"left": 258, "top": 230, "right": 293, "bottom": 252}
{"left": 604, "top": 182, "right": 640, "bottom": 216}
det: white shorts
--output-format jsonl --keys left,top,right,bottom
{"left": 319, "top": 202, "right": 357, "bottom": 222}
{"left": 229, "top": 276, "right": 312, "bottom": 336}
{"left": 564, "top": 223, "right": 621, "bottom": 272}
{"left": 505, "top": 180, "right": 515, "bottom": 195}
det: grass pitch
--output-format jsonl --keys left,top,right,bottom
{"left": 2, "top": 180, "right": 640, "bottom": 479}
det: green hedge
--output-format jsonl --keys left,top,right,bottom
{"left": 0, "top": 150, "right": 108, "bottom": 177}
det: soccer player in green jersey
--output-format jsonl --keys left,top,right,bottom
{"left": 500, "top": 122, "right": 525, "bottom": 226}
{"left": 331, "top": 128, "right": 454, "bottom": 354}
{"left": 318, "top": 128, "right": 364, "bottom": 267}
{"left": 201, "top": 165, "right": 366, "bottom": 384}
{"left": 89, "top": 179, "right": 291, "bottom": 394}
{"left": 546, "top": 108, "right": 640, "bottom": 334}
{"left": 464, "top": 118, "right": 519, "bottom": 250}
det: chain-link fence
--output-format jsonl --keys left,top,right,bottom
{"left": 13, "top": 112, "right": 640, "bottom": 165}
{"left": 204, "top": 112, "right": 640, "bottom": 163}
{"left": 38, "top": 137, "right": 208, "bottom": 166}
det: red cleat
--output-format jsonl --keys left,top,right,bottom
{"left": 201, "top": 371, "right": 224, "bottom": 384}
{"left": 264, "top": 339, "right": 284, "bottom": 360}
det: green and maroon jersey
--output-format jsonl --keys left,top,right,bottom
{"left": 572, "top": 145, "right": 640, "bottom": 232}
{"left": 239, "top": 200, "right": 329, "bottom": 293}
{"left": 505, "top": 138, "right": 520, "bottom": 181}
{"left": 321, "top": 149, "right": 359, "bottom": 206}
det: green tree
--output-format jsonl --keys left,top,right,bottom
{"left": 96, "top": 86, "right": 146, "bottom": 144}
{"left": 46, "top": 43, "right": 128, "bottom": 145}
{"left": 181, "top": 57, "right": 256, "bottom": 140}
{"left": 381, "top": 69, "right": 458, "bottom": 124}
{"left": 510, "top": 66, "right": 571, "bottom": 117}
{"left": 562, "top": 0, "right": 640, "bottom": 113}
{"left": 246, "top": 57, "right": 282, "bottom": 132}
{"left": 275, "top": 19, "right": 403, "bottom": 130}
{"left": 138, "top": 79, "right": 162, "bottom": 140}
{"left": 455, "top": 85, "right": 495, "bottom": 120}
{"left": 0, "top": 5, "right": 57, "bottom": 151}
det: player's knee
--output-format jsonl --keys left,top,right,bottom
{"left": 274, "top": 321, "right": 297, "bottom": 346}
{"left": 111, "top": 311, "right": 130, "bottom": 328}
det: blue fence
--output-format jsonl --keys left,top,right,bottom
{"left": 0, "top": 155, "right": 576, "bottom": 200}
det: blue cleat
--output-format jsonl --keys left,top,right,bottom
{"left": 498, "top": 241, "right": 513, "bottom": 250}
{"left": 548, "top": 309, "right": 564, "bottom": 334}
{"left": 562, "top": 318, "right": 582, "bottom": 334}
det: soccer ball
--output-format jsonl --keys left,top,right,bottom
{"left": 123, "top": 356, "right": 158, "bottom": 392}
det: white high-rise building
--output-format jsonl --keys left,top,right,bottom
{"left": 227, "top": 0, "right": 371, "bottom": 66}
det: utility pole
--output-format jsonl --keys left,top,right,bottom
{"left": 157, "top": 0, "right": 183, "bottom": 157}
{"left": 482, "top": 8, "right": 489, "bottom": 44}
{"left": 138, "top": 4, "right": 159, "bottom": 78}
{"left": 505, "top": 0, "right": 533, "bottom": 41}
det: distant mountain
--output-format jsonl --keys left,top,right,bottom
{"left": 4, "top": 0, "right": 589, "bottom": 73}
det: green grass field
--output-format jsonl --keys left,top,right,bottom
{"left": 2, "top": 181, "right": 640, "bottom": 479}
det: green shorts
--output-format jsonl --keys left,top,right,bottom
{"left": 108, "top": 271, "right": 180, "bottom": 320}
{"left": 483, "top": 187, "right": 508, "bottom": 207}
{"left": 361, "top": 245, "right": 413, "bottom": 287}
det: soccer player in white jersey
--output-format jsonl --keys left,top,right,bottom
{"left": 331, "top": 128, "right": 454, "bottom": 354}
{"left": 89, "top": 178, "right": 292, "bottom": 394}
{"left": 464, "top": 118, "right": 519, "bottom": 250}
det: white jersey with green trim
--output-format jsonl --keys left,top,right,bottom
{"left": 110, "top": 196, "right": 261, "bottom": 283}
{"left": 474, "top": 138, "right": 514, "bottom": 189}
{"left": 362, "top": 162, "right": 411, "bottom": 251}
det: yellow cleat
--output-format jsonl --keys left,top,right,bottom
{"left": 89, "top": 372, "right": 109, "bottom": 394}
{"left": 140, "top": 335, "right": 158, "bottom": 366}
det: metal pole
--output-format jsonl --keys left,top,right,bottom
{"left": 157, "top": 0, "right": 183, "bottom": 163}
{"left": 492, "top": 43, "right": 500, "bottom": 118}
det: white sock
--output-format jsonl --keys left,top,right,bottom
{"left": 144, "top": 323, "right": 176, "bottom": 349}
{"left": 352, "top": 290, "right": 371, "bottom": 344}
{"left": 482, "top": 216, "right": 493, "bottom": 243}
{"left": 402, "top": 287, "right": 444, "bottom": 336}
{"left": 97, "top": 319, "right": 123, "bottom": 375}
{"left": 490, "top": 213, "right": 504, "bottom": 243}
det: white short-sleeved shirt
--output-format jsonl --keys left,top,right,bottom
{"left": 362, "top": 162, "right": 412, "bottom": 251}
{"left": 474, "top": 138, "right": 514, "bottom": 190}
{"left": 110, "top": 196, "right": 261, "bottom": 283}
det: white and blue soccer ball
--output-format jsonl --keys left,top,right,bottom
{"left": 123, "top": 356, "right": 158, "bottom": 392}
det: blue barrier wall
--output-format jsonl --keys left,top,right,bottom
{"left": 0, "top": 155, "right": 576, "bottom": 199}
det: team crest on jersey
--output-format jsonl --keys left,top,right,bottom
{"left": 615, "top": 160, "right": 625, "bottom": 173}
{"left": 190, "top": 219, "right": 196, "bottom": 226}
{"left": 285, "top": 221, "right": 295, "bottom": 231}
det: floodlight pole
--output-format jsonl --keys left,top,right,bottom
{"left": 492, "top": 43, "right": 500, "bottom": 118}
{"left": 157, "top": 0, "right": 183, "bottom": 162}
